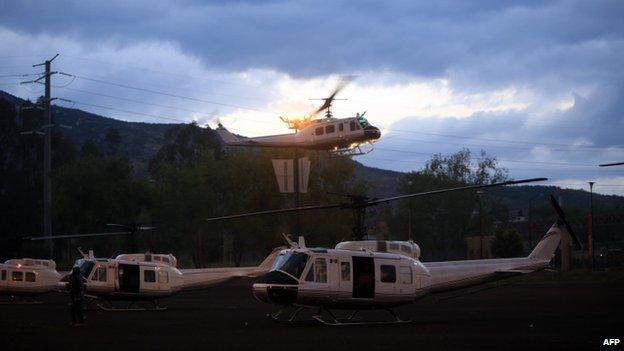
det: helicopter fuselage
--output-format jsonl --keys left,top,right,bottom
{"left": 217, "top": 116, "right": 381, "bottom": 151}
{"left": 0, "top": 259, "right": 61, "bottom": 296}
{"left": 252, "top": 224, "right": 561, "bottom": 310}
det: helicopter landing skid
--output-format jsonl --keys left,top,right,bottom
{"left": 329, "top": 143, "right": 374, "bottom": 158}
{"left": 266, "top": 306, "right": 308, "bottom": 324}
{"left": 95, "top": 299, "right": 167, "bottom": 312}
{"left": 312, "top": 308, "right": 411, "bottom": 326}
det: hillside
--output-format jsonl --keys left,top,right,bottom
{"left": 3, "top": 89, "right": 623, "bottom": 214}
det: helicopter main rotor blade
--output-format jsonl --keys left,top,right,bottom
{"left": 599, "top": 161, "right": 624, "bottom": 167}
{"left": 24, "top": 231, "right": 132, "bottom": 241}
{"left": 366, "top": 178, "right": 548, "bottom": 206}
{"left": 549, "top": 195, "right": 583, "bottom": 249}
{"left": 206, "top": 203, "right": 343, "bottom": 222}
{"left": 310, "top": 75, "right": 355, "bottom": 116}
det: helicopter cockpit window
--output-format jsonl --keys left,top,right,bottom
{"left": 144, "top": 269, "right": 156, "bottom": 283}
{"left": 305, "top": 258, "right": 328, "bottom": 283}
{"left": 12, "top": 271, "right": 23, "bottom": 281}
{"left": 315, "top": 127, "right": 324, "bottom": 136}
{"left": 340, "top": 262, "right": 351, "bottom": 281}
{"left": 25, "top": 272, "right": 36, "bottom": 282}
{"left": 357, "top": 117, "right": 370, "bottom": 128}
{"left": 77, "top": 260, "right": 94, "bottom": 279}
{"left": 380, "top": 265, "right": 396, "bottom": 283}
{"left": 92, "top": 266, "right": 107, "bottom": 282}
{"left": 325, "top": 125, "right": 335, "bottom": 133}
{"left": 401, "top": 245, "right": 412, "bottom": 254}
{"left": 158, "top": 270, "right": 168, "bottom": 284}
{"left": 399, "top": 266, "right": 412, "bottom": 284}
{"left": 272, "top": 251, "right": 309, "bottom": 279}
{"left": 162, "top": 257, "right": 170, "bottom": 264}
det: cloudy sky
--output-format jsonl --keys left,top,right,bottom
{"left": 1, "top": 0, "right": 622, "bottom": 194}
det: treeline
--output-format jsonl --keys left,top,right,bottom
{"left": 1, "top": 95, "right": 538, "bottom": 267}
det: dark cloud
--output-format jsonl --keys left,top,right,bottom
{"left": 2, "top": 0, "right": 622, "bottom": 87}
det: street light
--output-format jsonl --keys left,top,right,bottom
{"left": 588, "top": 181, "right": 595, "bottom": 268}
{"left": 477, "top": 190, "right": 484, "bottom": 259}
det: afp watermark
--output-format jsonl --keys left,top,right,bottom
{"left": 603, "top": 339, "right": 620, "bottom": 346}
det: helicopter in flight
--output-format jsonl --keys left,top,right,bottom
{"left": 25, "top": 224, "right": 281, "bottom": 311}
{"left": 0, "top": 258, "right": 61, "bottom": 303}
{"left": 216, "top": 77, "right": 381, "bottom": 156}
{"left": 206, "top": 177, "right": 579, "bottom": 325}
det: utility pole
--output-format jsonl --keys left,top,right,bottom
{"left": 477, "top": 190, "right": 484, "bottom": 259}
{"left": 23, "top": 54, "right": 58, "bottom": 257}
{"left": 588, "top": 181, "right": 595, "bottom": 268}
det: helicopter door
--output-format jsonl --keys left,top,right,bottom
{"left": 118, "top": 264, "right": 140, "bottom": 293}
{"left": 352, "top": 256, "right": 374, "bottom": 299}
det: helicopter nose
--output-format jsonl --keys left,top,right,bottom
{"left": 364, "top": 126, "right": 381, "bottom": 140}
{"left": 252, "top": 271, "right": 299, "bottom": 305}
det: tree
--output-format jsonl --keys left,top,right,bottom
{"left": 388, "top": 149, "right": 509, "bottom": 260}
{"left": 490, "top": 228, "right": 524, "bottom": 258}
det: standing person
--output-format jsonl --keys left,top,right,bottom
{"left": 67, "top": 266, "right": 86, "bottom": 326}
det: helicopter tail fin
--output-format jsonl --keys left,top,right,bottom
{"left": 215, "top": 124, "right": 240, "bottom": 145}
{"left": 528, "top": 223, "right": 562, "bottom": 261}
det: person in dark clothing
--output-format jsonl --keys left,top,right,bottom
{"left": 67, "top": 266, "right": 86, "bottom": 326}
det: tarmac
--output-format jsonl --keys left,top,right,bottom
{"left": 0, "top": 278, "right": 621, "bottom": 351}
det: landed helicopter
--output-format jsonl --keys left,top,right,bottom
{"left": 0, "top": 258, "right": 61, "bottom": 303}
{"left": 53, "top": 248, "right": 280, "bottom": 311}
{"left": 216, "top": 77, "right": 381, "bottom": 156}
{"left": 206, "top": 178, "right": 581, "bottom": 325}
{"left": 25, "top": 224, "right": 282, "bottom": 311}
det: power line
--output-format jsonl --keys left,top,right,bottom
{"left": 383, "top": 135, "right": 615, "bottom": 154}
{"left": 56, "top": 98, "right": 189, "bottom": 123}
{"left": 374, "top": 147, "right": 598, "bottom": 167}
{"left": 383, "top": 128, "right": 617, "bottom": 151}
{"left": 58, "top": 71, "right": 276, "bottom": 114}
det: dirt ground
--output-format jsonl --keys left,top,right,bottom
{"left": 1, "top": 279, "right": 621, "bottom": 351}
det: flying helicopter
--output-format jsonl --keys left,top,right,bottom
{"left": 205, "top": 177, "right": 578, "bottom": 325}
{"left": 0, "top": 258, "right": 61, "bottom": 303}
{"left": 216, "top": 77, "right": 381, "bottom": 156}
{"left": 25, "top": 225, "right": 282, "bottom": 311}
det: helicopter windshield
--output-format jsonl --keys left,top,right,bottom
{"left": 357, "top": 116, "right": 370, "bottom": 128}
{"left": 76, "top": 259, "right": 94, "bottom": 278}
{"left": 271, "top": 251, "right": 309, "bottom": 279}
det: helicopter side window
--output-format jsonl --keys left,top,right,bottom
{"left": 350, "top": 121, "right": 356, "bottom": 131}
{"left": 315, "top": 127, "right": 324, "bottom": 136}
{"left": 325, "top": 125, "right": 335, "bottom": 133}
{"left": 158, "top": 270, "right": 169, "bottom": 284}
{"left": 399, "top": 266, "right": 412, "bottom": 284}
{"left": 305, "top": 258, "right": 327, "bottom": 283}
{"left": 162, "top": 257, "right": 170, "bottom": 264}
{"left": 401, "top": 245, "right": 412, "bottom": 254}
{"left": 144, "top": 269, "right": 156, "bottom": 283}
{"left": 380, "top": 265, "right": 396, "bottom": 283}
{"left": 340, "top": 262, "right": 351, "bottom": 281}
{"left": 1, "top": 270, "right": 6, "bottom": 280}
{"left": 92, "top": 267, "right": 107, "bottom": 282}
{"left": 339, "top": 124, "right": 344, "bottom": 132}
{"left": 25, "top": 272, "right": 36, "bottom": 282}
{"left": 12, "top": 271, "right": 23, "bottom": 282}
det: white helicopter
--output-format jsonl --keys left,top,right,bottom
{"left": 206, "top": 178, "right": 579, "bottom": 325}
{"left": 25, "top": 225, "right": 282, "bottom": 311}
{"left": 216, "top": 77, "right": 381, "bottom": 156}
{"left": 52, "top": 248, "right": 280, "bottom": 311}
{"left": 0, "top": 258, "right": 61, "bottom": 303}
